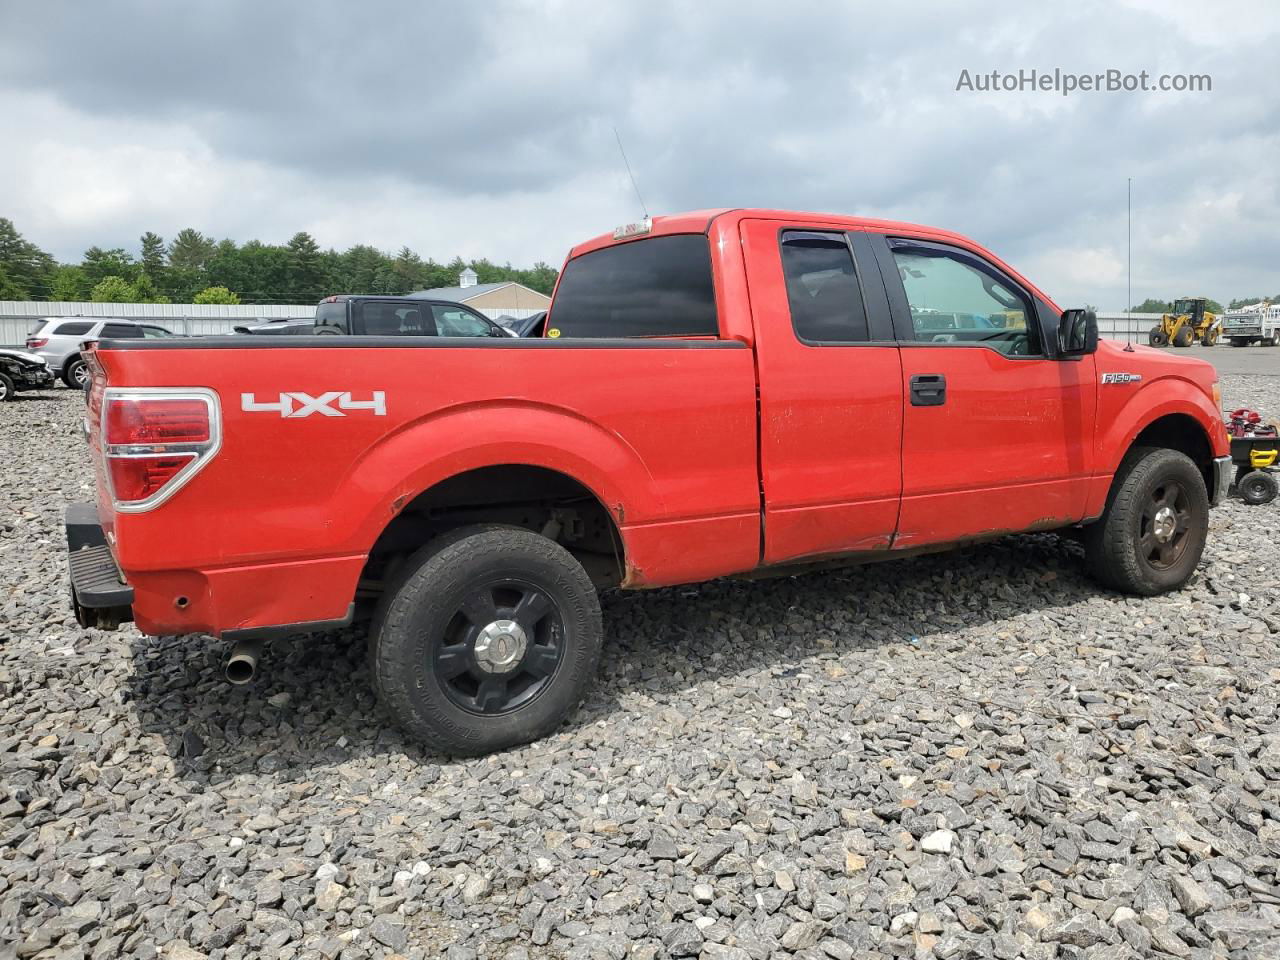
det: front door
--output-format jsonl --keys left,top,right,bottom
{"left": 868, "top": 233, "right": 1097, "bottom": 549}
{"left": 741, "top": 219, "right": 904, "bottom": 564}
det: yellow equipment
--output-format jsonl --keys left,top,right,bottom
{"left": 1148, "top": 297, "right": 1219, "bottom": 348}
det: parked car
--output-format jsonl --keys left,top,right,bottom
{"left": 66, "top": 209, "right": 1229, "bottom": 755}
{"left": 26, "top": 318, "right": 178, "bottom": 387}
{"left": 495, "top": 311, "right": 547, "bottom": 337}
{"left": 314, "top": 295, "right": 509, "bottom": 337}
{"left": 0, "top": 348, "right": 54, "bottom": 400}
{"left": 232, "top": 318, "right": 318, "bottom": 335}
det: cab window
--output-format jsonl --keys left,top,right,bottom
{"left": 890, "top": 241, "right": 1038, "bottom": 356}
{"left": 780, "top": 232, "right": 869, "bottom": 343}
{"left": 549, "top": 234, "right": 717, "bottom": 338}
{"left": 432, "top": 305, "right": 495, "bottom": 337}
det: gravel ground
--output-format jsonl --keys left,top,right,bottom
{"left": 3, "top": 380, "right": 1280, "bottom": 960}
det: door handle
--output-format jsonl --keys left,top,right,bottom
{"left": 910, "top": 373, "right": 947, "bottom": 406}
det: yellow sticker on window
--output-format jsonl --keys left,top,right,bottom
{"left": 547, "top": 328, "right": 561, "bottom": 338}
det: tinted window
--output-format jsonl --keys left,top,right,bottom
{"left": 100, "top": 323, "right": 143, "bottom": 339}
{"left": 315, "top": 301, "right": 346, "bottom": 330}
{"left": 891, "top": 243, "right": 1038, "bottom": 356}
{"left": 140, "top": 325, "right": 174, "bottom": 338}
{"left": 549, "top": 234, "right": 717, "bottom": 338}
{"left": 53, "top": 321, "right": 94, "bottom": 337}
{"left": 432, "top": 305, "right": 494, "bottom": 337}
{"left": 781, "top": 232, "right": 869, "bottom": 343}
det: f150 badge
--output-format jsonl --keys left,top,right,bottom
{"left": 1101, "top": 373, "right": 1142, "bottom": 385}
{"left": 241, "top": 391, "right": 387, "bottom": 417}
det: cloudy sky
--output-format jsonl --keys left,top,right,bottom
{"left": 1, "top": 0, "right": 1277, "bottom": 309}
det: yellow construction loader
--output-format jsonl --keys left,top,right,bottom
{"left": 1148, "top": 297, "right": 1220, "bottom": 347}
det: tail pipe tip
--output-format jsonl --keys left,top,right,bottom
{"left": 225, "top": 639, "right": 263, "bottom": 685}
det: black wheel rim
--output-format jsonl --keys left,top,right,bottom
{"left": 1139, "top": 479, "right": 1192, "bottom": 570}
{"left": 432, "top": 578, "right": 565, "bottom": 716}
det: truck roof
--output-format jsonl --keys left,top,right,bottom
{"left": 568, "top": 208, "right": 983, "bottom": 259}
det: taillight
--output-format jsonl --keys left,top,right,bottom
{"left": 101, "top": 389, "right": 221, "bottom": 511}
{"left": 26, "top": 338, "right": 48, "bottom": 348}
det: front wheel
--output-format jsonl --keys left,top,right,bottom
{"left": 371, "top": 525, "right": 603, "bottom": 755}
{"left": 1263, "top": 336, "right": 1279, "bottom": 347}
{"left": 1084, "top": 447, "right": 1209, "bottom": 595}
{"left": 1173, "top": 326, "right": 1195, "bottom": 347}
{"left": 1148, "top": 327, "right": 1169, "bottom": 347}
{"left": 62, "top": 357, "right": 88, "bottom": 389}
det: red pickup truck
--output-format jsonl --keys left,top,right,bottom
{"left": 67, "top": 209, "right": 1230, "bottom": 754}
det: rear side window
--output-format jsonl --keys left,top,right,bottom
{"left": 100, "top": 323, "right": 143, "bottom": 339}
{"left": 781, "top": 232, "right": 869, "bottom": 343}
{"left": 315, "top": 301, "right": 346, "bottom": 329}
{"left": 549, "top": 234, "right": 717, "bottom": 338}
{"left": 52, "top": 321, "right": 94, "bottom": 337}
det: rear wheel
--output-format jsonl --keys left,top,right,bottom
{"left": 371, "top": 525, "right": 603, "bottom": 755}
{"left": 1084, "top": 447, "right": 1209, "bottom": 595}
{"left": 1238, "top": 470, "right": 1278, "bottom": 506}
{"left": 1263, "top": 335, "right": 1279, "bottom": 347}
{"left": 1148, "top": 327, "right": 1169, "bottom": 347}
{"left": 0, "top": 373, "right": 14, "bottom": 402}
{"left": 1173, "top": 326, "right": 1195, "bottom": 347}
{"left": 1200, "top": 329, "right": 1218, "bottom": 347}
{"left": 62, "top": 357, "right": 88, "bottom": 389}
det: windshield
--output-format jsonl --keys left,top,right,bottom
{"left": 1173, "top": 299, "right": 1198, "bottom": 315}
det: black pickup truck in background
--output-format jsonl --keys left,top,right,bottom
{"left": 234, "top": 295, "right": 513, "bottom": 337}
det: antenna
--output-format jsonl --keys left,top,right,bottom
{"left": 1125, "top": 177, "right": 1134, "bottom": 352}
{"left": 613, "top": 126, "right": 649, "bottom": 220}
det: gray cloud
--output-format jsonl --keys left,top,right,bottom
{"left": 1, "top": 0, "right": 1278, "bottom": 307}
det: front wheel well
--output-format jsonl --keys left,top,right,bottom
{"left": 1129, "top": 413, "right": 1214, "bottom": 493}
{"left": 359, "top": 466, "right": 626, "bottom": 605}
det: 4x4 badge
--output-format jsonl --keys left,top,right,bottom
{"left": 241, "top": 391, "right": 387, "bottom": 417}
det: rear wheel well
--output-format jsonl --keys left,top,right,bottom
{"left": 1130, "top": 414, "right": 1213, "bottom": 493}
{"left": 359, "top": 466, "right": 625, "bottom": 606}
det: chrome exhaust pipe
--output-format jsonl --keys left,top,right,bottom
{"left": 225, "top": 639, "right": 262, "bottom": 685}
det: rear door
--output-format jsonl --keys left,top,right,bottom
{"left": 741, "top": 219, "right": 904, "bottom": 563}
{"left": 868, "top": 233, "right": 1096, "bottom": 548}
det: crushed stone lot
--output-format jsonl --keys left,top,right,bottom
{"left": 3, "top": 379, "right": 1280, "bottom": 960}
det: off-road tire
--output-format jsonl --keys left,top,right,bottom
{"left": 1084, "top": 446, "right": 1209, "bottom": 595}
{"left": 370, "top": 524, "right": 602, "bottom": 755}
{"left": 1199, "top": 330, "right": 1217, "bottom": 347}
{"left": 1238, "top": 470, "right": 1278, "bottom": 506}
{"left": 61, "top": 357, "right": 87, "bottom": 389}
{"left": 1173, "top": 326, "right": 1195, "bottom": 347}
{"left": 0, "top": 373, "right": 14, "bottom": 401}
{"left": 1148, "top": 327, "right": 1168, "bottom": 347}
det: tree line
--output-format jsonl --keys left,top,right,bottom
{"left": 0, "top": 217, "right": 559, "bottom": 306}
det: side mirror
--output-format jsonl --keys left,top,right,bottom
{"left": 1058, "top": 308, "right": 1098, "bottom": 356}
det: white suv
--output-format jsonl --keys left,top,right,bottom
{"left": 25, "top": 318, "right": 179, "bottom": 387}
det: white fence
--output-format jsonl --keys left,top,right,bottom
{"left": 0, "top": 301, "right": 316, "bottom": 345}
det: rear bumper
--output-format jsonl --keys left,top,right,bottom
{"left": 1211, "top": 455, "right": 1232, "bottom": 506}
{"left": 65, "top": 503, "right": 134, "bottom": 628}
